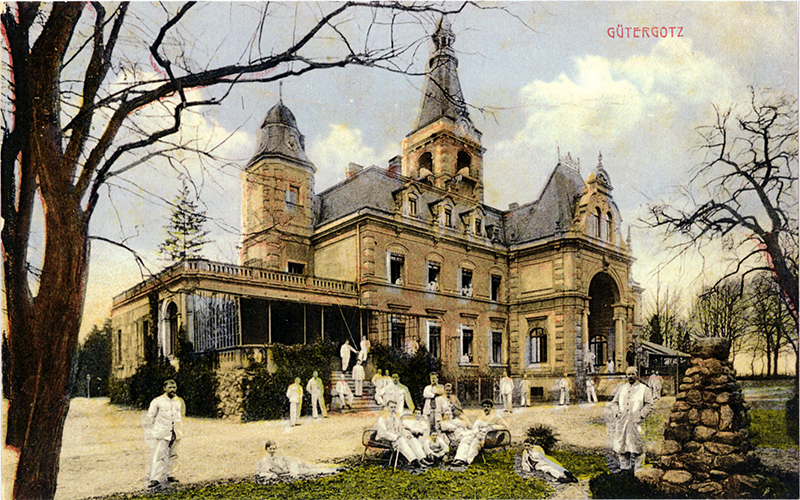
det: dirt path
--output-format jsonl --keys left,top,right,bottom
{"left": 3, "top": 398, "right": 664, "bottom": 500}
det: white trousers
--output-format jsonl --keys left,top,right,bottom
{"left": 148, "top": 436, "right": 178, "bottom": 484}
{"left": 393, "top": 435, "right": 426, "bottom": 463}
{"left": 289, "top": 402, "right": 300, "bottom": 425}
{"left": 311, "top": 394, "right": 326, "bottom": 418}
{"left": 454, "top": 431, "right": 482, "bottom": 464}
{"left": 355, "top": 379, "right": 363, "bottom": 396}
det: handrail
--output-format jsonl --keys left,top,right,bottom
{"left": 112, "top": 258, "right": 357, "bottom": 305}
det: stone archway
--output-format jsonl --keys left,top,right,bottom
{"left": 588, "top": 273, "right": 619, "bottom": 369}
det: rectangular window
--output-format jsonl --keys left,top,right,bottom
{"left": 491, "top": 275, "right": 502, "bottom": 301}
{"left": 389, "top": 253, "right": 404, "bottom": 285}
{"left": 391, "top": 316, "right": 406, "bottom": 350}
{"left": 427, "top": 262, "right": 440, "bottom": 291}
{"left": 285, "top": 185, "right": 299, "bottom": 211}
{"left": 527, "top": 328, "right": 547, "bottom": 364}
{"left": 444, "top": 208, "right": 452, "bottom": 227}
{"left": 409, "top": 197, "right": 417, "bottom": 216}
{"left": 460, "top": 328, "right": 473, "bottom": 364}
{"left": 475, "top": 218, "right": 482, "bottom": 235}
{"left": 491, "top": 331, "right": 503, "bottom": 364}
{"left": 461, "top": 269, "right": 473, "bottom": 297}
{"left": 287, "top": 262, "right": 305, "bottom": 275}
{"left": 427, "top": 323, "right": 441, "bottom": 359}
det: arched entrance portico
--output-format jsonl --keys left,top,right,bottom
{"left": 588, "top": 273, "right": 619, "bottom": 370}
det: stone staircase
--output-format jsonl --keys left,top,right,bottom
{"left": 330, "top": 370, "right": 383, "bottom": 413}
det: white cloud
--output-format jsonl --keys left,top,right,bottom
{"left": 309, "top": 124, "right": 396, "bottom": 192}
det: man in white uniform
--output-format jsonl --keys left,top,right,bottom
{"left": 451, "top": 399, "right": 508, "bottom": 467}
{"left": 375, "top": 400, "right": 431, "bottom": 468}
{"left": 334, "top": 374, "right": 354, "bottom": 410}
{"left": 143, "top": 379, "right": 185, "bottom": 489}
{"left": 422, "top": 372, "right": 446, "bottom": 429}
{"left": 607, "top": 367, "right": 654, "bottom": 472}
{"left": 352, "top": 360, "right": 365, "bottom": 396}
{"left": 556, "top": 374, "right": 570, "bottom": 406}
{"left": 340, "top": 340, "right": 357, "bottom": 372}
{"left": 499, "top": 371, "right": 514, "bottom": 412}
{"left": 358, "top": 335, "right": 370, "bottom": 363}
{"left": 286, "top": 377, "right": 303, "bottom": 426}
{"left": 306, "top": 371, "right": 327, "bottom": 418}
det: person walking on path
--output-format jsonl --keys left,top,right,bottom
{"left": 606, "top": 366, "right": 654, "bottom": 473}
{"left": 499, "top": 371, "right": 514, "bottom": 412}
{"left": 340, "top": 340, "right": 357, "bottom": 372}
{"left": 519, "top": 376, "right": 531, "bottom": 407}
{"left": 352, "top": 360, "right": 365, "bottom": 397}
{"left": 143, "top": 379, "right": 185, "bottom": 489}
{"left": 286, "top": 377, "right": 304, "bottom": 426}
{"left": 306, "top": 371, "right": 327, "bottom": 418}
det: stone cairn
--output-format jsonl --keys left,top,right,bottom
{"left": 645, "top": 338, "right": 761, "bottom": 498}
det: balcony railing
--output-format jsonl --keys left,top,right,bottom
{"left": 113, "top": 258, "right": 357, "bottom": 305}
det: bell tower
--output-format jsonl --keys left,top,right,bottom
{"left": 401, "top": 17, "right": 484, "bottom": 202}
{"left": 240, "top": 91, "right": 315, "bottom": 273}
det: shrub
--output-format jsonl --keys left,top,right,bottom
{"left": 523, "top": 424, "right": 559, "bottom": 454}
{"left": 369, "top": 343, "right": 439, "bottom": 408}
{"left": 241, "top": 342, "right": 337, "bottom": 422}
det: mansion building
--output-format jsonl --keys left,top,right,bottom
{"left": 110, "top": 19, "right": 642, "bottom": 402}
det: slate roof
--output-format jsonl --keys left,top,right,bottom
{"left": 504, "top": 161, "right": 585, "bottom": 245}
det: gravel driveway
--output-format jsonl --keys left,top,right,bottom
{"left": 3, "top": 396, "right": 672, "bottom": 500}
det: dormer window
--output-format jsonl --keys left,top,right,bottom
{"left": 427, "top": 262, "right": 440, "bottom": 291}
{"left": 409, "top": 196, "right": 417, "bottom": 216}
{"left": 474, "top": 218, "right": 482, "bottom": 236}
{"left": 444, "top": 208, "right": 452, "bottom": 228}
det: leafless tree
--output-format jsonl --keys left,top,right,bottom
{"left": 0, "top": 2, "right": 505, "bottom": 497}
{"left": 641, "top": 276, "right": 690, "bottom": 351}
{"left": 747, "top": 272, "right": 797, "bottom": 376}
{"left": 690, "top": 279, "right": 749, "bottom": 362}
{"left": 646, "top": 89, "right": 799, "bottom": 326}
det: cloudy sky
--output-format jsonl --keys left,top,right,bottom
{"left": 76, "top": 1, "right": 798, "bottom": 338}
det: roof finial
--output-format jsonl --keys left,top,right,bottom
{"left": 598, "top": 151, "right": 603, "bottom": 165}
{"left": 279, "top": 82, "right": 283, "bottom": 104}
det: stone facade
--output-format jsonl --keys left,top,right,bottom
{"left": 110, "top": 19, "right": 642, "bottom": 405}
{"left": 647, "top": 338, "right": 762, "bottom": 498}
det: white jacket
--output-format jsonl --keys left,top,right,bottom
{"left": 144, "top": 394, "right": 185, "bottom": 441}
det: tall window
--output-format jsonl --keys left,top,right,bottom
{"left": 460, "top": 328, "right": 473, "bottom": 364}
{"left": 427, "top": 262, "right": 440, "bottom": 291}
{"left": 391, "top": 316, "right": 406, "bottom": 350}
{"left": 460, "top": 269, "right": 473, "bottom": 297}
{"left": 527, "top": 327, "right": 547, "bottom": 364}
{"left": 589, "top": 335, "right": 607, "bottom": 365}
{"left": 605, "top": 212, "right": 613, "bottom": 241}
{"left": 285, "top": 185, "right": 299, "bottom": 211}
{"left": 427, "top": 323, "right": 441, "bottom": 359}
{"left": 491, "top": 331, "right": 503, "bottom": 364}
{"left": 409, "top": 197, "right": 417, "bottom": 216}
{"left": 389, "top": 253, "right": 404, "bottom": 285}
{"left": 491, "top": 275, "right": 502, "bottom": 301}
{"left": 444, "top": 208, "right": 452, "bottom": 228}
{"left": 474, "top": 218, "right": 482, "bottom": 236}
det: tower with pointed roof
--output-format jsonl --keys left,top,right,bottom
{"left": 401, "top": 17, "right": 485, "bottom": 203}
{"left": 240, "top": 93, "right": 316, "bottom": 272}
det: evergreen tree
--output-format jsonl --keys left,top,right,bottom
{"left": 158, "top": 181, "right": 211, "bottom": 263}
{"left": 71, "top": 320, "right": 112, "bottom": 398}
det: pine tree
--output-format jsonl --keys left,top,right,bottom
{"left": 158, "top": 181, "right": 211, "bottom": 263}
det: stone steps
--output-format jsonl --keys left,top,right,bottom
{"left": 330, "top": 370, "right": 383, "bottom": 413}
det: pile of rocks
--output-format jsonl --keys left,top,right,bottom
{"left": 215, "top": 366, "right": 246, "bottom": 418}
{"left": 643, "top": 338, "right": 761, "bottom": 497}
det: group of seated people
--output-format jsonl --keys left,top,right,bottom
{"left": 372, "top": 371, "right": 508, "bottom": 469}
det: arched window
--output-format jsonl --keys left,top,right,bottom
{"left": 419, "top": 152, "right": 433, "bottom": 172}
{"left": 166, "top": 301, "right": 179, "bottom": 356}
{"left": 589, "top": 335, "right": 607, "bottom": 365}
{"left": 595, "top": 208, "right": 603, "bottom": 239}
{"left": 527, "top": 327, "right": 547, "bottom": 364}
{"left": 605, "top": 212, "right": 613, "bottom": 241}
{"left": 457, "top": 151, "right": 471, "bottom": 175}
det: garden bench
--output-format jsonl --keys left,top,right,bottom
{"left": 361, "top": 428, "right": 400, "bottom": 469}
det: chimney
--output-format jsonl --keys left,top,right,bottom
{"left": 508, "top": 202, "right": 519, "bottom": 210}
{"left": 387, "top": 155, "right": 401, "bottom": 178}
{"left": 346, "top": 162, "right": 364, "bottom": 179}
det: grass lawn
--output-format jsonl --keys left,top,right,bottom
{"left": 103, "top": 451, "right": 553, "bottom": 500}
{"left": 749, "top": 408, "right": 799, "bottom": 450}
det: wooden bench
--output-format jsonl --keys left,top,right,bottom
{"left": 361, "top": 428, "right": 400, "bottom": 469}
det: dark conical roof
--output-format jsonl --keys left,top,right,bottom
{"left": 411, "top": 17, "right": 478, "bottom": 137}
{"left": 250, "top": 96, "right": 312, "bottom": 168}
{"left": 261, "top": 101, "right": 298, "bottom": 129}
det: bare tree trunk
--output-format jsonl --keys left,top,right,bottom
{"left": 12, "top": 202, "right": 88, "bottom": 499}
